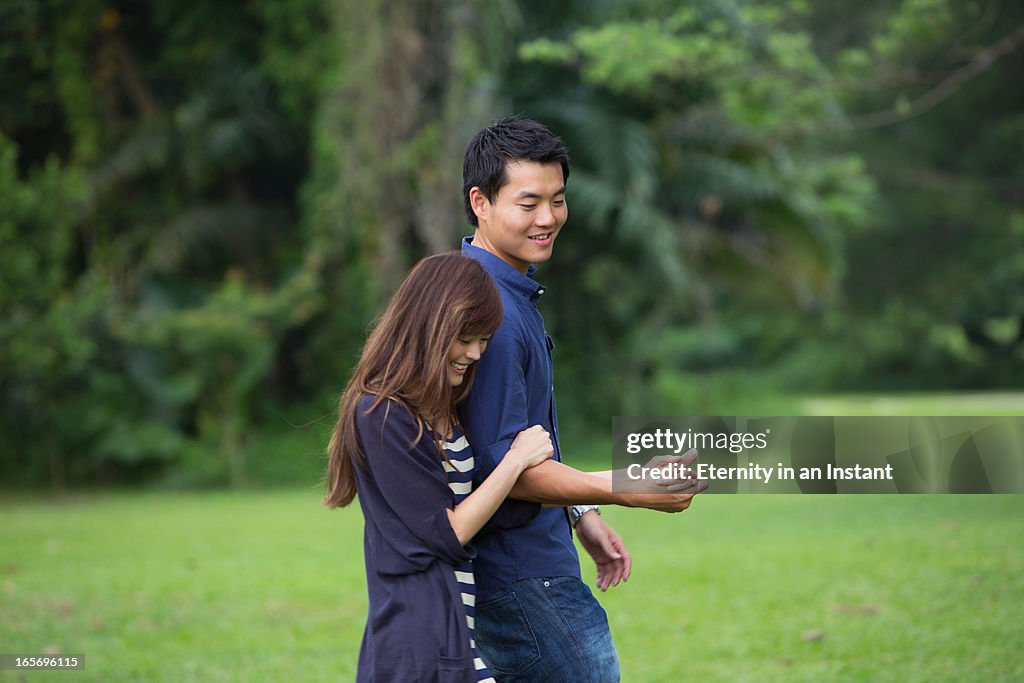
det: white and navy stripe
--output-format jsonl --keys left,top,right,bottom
{"left": 445, "top": 430, "right": 495, "bottom": 683}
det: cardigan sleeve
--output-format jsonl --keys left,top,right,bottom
{"left": 355, "top": 396, "right": 473, "bottom": 574}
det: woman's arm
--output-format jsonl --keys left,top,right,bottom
{"left": 446, "top": 425, "right": 552, "bottom": 546}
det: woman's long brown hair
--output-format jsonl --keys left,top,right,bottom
{"left": 323, "top": 253, "right": 504, "bottom": 508}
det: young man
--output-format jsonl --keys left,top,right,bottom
{"left": 459, "top": 116, "right": 706, "bottom": 682}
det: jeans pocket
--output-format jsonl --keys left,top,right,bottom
{"left": 474, "top": 590, "right": 541, "bottom": 676}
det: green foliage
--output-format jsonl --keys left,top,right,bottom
{"left": 2, "top": 0, "right": 1021, "bottom": 488}
{"left": 831, "top": 1, "right": 1024, "bottom": 388}
{"left": 511, "top": 0, "right": 882, "bottom": 422}
{"left": 1, "top": 0, "right": 331, "bottom": 487}
{"left": 0, "top": 132, "right": 93, "bottom": 485}
{"left": 115, "top": 268, "right": 321, "bottom": 487}
{"left": 872, "top": 0, "right": 955, "bottom": 61}
{"left": 511, "top": 0, "right": 1021, "bottom": 420}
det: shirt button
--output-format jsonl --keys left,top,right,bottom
{"left": 543, "top": 580, "right": 550, "bottom": 587}
{"left": 538, "top": 289, "right": 545, "bottom": 295}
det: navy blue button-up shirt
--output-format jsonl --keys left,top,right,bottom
{"left": 459, "top": 236, "right": 581, "bottom": 600}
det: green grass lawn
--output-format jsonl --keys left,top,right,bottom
{"left": 2, "top": 491, "right": 1022, "bottom": 682}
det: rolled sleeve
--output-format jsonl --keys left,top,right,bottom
{"left": 461, "top": 321, "right": 542, "bottom": 532}
{"left": 463, "top": 322, "right": 530, "bottom": 473}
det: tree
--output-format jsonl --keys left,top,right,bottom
{"left": 499, "top": 0, "right": 877, "bottom": 417}
{"left": 1, "top": 0, "right": 330, "bottom": 486}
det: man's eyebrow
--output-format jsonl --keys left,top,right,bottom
{"left": 514, "top": 186, "right": 567, "bottom": 200}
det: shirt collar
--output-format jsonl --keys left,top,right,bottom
{"left": 461, "top": 236, "right": 547, "bottom": 302}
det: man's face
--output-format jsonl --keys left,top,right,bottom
{"left": 470, "top": 161, "right": 567, "bottom": 272}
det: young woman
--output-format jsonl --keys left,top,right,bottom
{"left": 324, "top": 253, "right": 553, "bottom": 683}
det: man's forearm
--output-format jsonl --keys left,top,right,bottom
{"left": 508, "top": 459, "right": 623, "bottom": 505}
{"left": 508, "top": 459, "right": 703, "bottom": 512}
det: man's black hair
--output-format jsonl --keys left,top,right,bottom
{"left": 462, "top": 116, "right": 571, "bottom": 227}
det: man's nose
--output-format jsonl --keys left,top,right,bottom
{"left": 535, "top": 204, "right": 555, "bottom": 227}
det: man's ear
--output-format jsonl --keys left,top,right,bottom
{"left": 469, "top": 187, "right": 489, "bottom": 223}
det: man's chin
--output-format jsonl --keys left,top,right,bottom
{"left": 525, "top": 244, "right": 556, "bottom": 264}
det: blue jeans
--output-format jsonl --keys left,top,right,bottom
{"left": 474, "top": 577, "right": 620, "bottom": 682}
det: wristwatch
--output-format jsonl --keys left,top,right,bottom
{"left": 569, "top": 505, "right": 600, "bottom": 528}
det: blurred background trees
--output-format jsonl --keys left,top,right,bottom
{"left": 2, "top": 0, "right": 1021, "bottom": 488}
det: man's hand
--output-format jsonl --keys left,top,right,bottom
{"left": 617, "top": 448, "right": 709, "bottom": 510}
{"left": 644, "top": 449, "right": 703, "bottom": 493}
{"left": 622, "top": 488, "right": 705, "bottom": 512}
{"left": 575, "top": 512, "right": 631, "bottom": 592}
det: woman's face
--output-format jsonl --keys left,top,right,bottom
{"left": 446, "top": 333, "right": 491, "bottom": 386}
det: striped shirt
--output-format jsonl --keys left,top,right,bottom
{"left": 444, "top": 429, "right": 496, "bottom": 683}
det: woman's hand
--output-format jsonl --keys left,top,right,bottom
{"left": 446, "top": 425, "right": 553, "bottom": 546}
{"left": 509, "top": 425, "right": 554, "bottom": 468}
